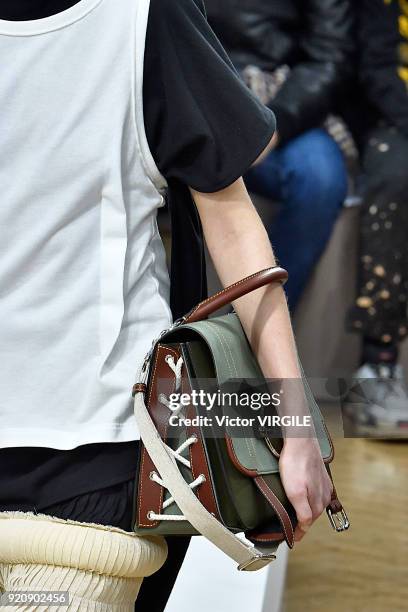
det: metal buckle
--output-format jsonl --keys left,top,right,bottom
{"left": 327, "top": 507, "right": 350, "bottom": 532}
{"left": 237, "top": 553, "right": 276, "bottom": 572}
{"left": 137, "top": 317, "right": 187, "bottom": 384}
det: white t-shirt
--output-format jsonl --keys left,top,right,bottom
{"left": 0, "top": 0, "right": 172, "bottom": 449}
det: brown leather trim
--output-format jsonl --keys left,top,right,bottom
{"left": 328, "top": 493, "right": 343, "bottom": 515}
{"left": 137, "top": 343, "right": 221, "bottom": 529}
{"left": 185, "top": 267, "right": 288, "bottom": 323}
{"left": 321, "top": 417, "right": 335, "bottom": 464}
{"left": 224, "top": 436, "right": 258, "bottom": 477}
{"left": 325, "top": 465, "right": 344, "bottom": 514}
{"left": 254, "top": 476, "right": 295, "bottom": 548}
{"left": 146, "top": 344, "right": 179, "bottom": 436}
{"left": 132, "top": 383, "right": 147, "bottom": 397}
{"left": 137, "top": 344, "right": 181, "bottom": 528}
{"left": 247, "top": 530, "right": 285, "bottom": 544}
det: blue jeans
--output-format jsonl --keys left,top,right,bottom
{"left": 246, "top": 129, "right": 347, "bottom": 310}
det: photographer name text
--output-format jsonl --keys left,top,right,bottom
{"left": 169, "top": 414, "right": 312, "bottom": 428}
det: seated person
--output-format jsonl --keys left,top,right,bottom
{"left": 206, "top": 0, "right": 354, "bottom": 309}
{"left": 345, "top": 0, "right": 408, "bottom": 435}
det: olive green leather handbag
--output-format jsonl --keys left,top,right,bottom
{"left": 132, "top": 267, "right": 349, "bottom": 571}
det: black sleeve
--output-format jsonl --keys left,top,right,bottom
{"left": 358, "top": 0, "right": 408, "bottom": 138}
{"left": 143, "top": 0, "right": 276, "bottom": 192}
{"left": 271, "top": 0, "right": 354, "bottom": 143}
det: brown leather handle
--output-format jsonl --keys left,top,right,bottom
{"left": 185, "top": 266, "right": 288, "bottom": 323}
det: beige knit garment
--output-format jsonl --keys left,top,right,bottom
{"left": 0, "top": 512, "right": 168, "bottom": 611}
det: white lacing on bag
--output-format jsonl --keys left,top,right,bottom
{"left": 147, "top": 354, "right": 206, "bottom": 523}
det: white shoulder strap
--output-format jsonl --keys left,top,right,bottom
{"left": 134, "top": 392, "right": 279, "bottom": 571}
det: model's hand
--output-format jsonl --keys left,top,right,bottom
{"left": 279, "top": 437, "right": 333, "bottom": 542}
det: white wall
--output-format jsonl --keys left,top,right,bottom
{"left": 165, "top": 538, "right": 288, "bottom": 612}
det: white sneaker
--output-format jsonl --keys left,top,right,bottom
{"left": 343, "top": 363, "right": 408, "bottom": 438}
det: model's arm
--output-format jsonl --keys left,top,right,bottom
{"left": 191, "top": 178, "right": 333, "bottom": 541}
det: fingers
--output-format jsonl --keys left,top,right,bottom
{"left": 289, "top": 489, "right": 313, "bottom": 537}
{"left": 308, "top": 479, "right": 333, "bottom": 522}
{"left": 288, "top": 476, "right": 333, "bottom": 543}
{"left": 308, "top": 486, "right": 325, "bottom": 521}
{"left": 294, "top": 525, "right": 307, "bottom": 542}
{"left": 324, "top": 481, "right": 334, "bottom": 508}
{"left": 278, "top": 440, "right": 335, "bottom": 545}
{"left": 308, "top": 464, "right": 334, "bottom": 515}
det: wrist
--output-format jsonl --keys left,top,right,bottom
{"left": 282, "top": 436, "right": 319, "bottom": 450}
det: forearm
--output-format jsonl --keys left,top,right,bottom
{"left": 192, "top": 179, "right": 332, "bottom": 535}
{"left": 191, "top": 179, "right": 301, "bottom": 382}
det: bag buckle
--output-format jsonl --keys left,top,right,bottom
{"left": 326, "top": 507, "right": 350, "bottom": 532}
{"left": 237, "top": 553, "right": 276, "bottom": 571}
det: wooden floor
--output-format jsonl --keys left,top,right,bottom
{"left": 283, "top": 438, "right": 408, "bottom": 612}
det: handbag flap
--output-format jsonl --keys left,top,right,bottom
{"left": 171, "top": 313, "right": 333, "bottom": 475}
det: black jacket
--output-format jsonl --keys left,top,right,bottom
{"left": 358, "top": 0, "right": 408, "bottom": 139}
{"left": 205, "top": 0, "right": 355, "bottom": 143}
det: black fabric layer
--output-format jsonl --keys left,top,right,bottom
{"left": 0, "top": 442, "right": 138, "bottom": 511}
{"left": 0, "top": 0, "right": 275, "bottom": 511}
